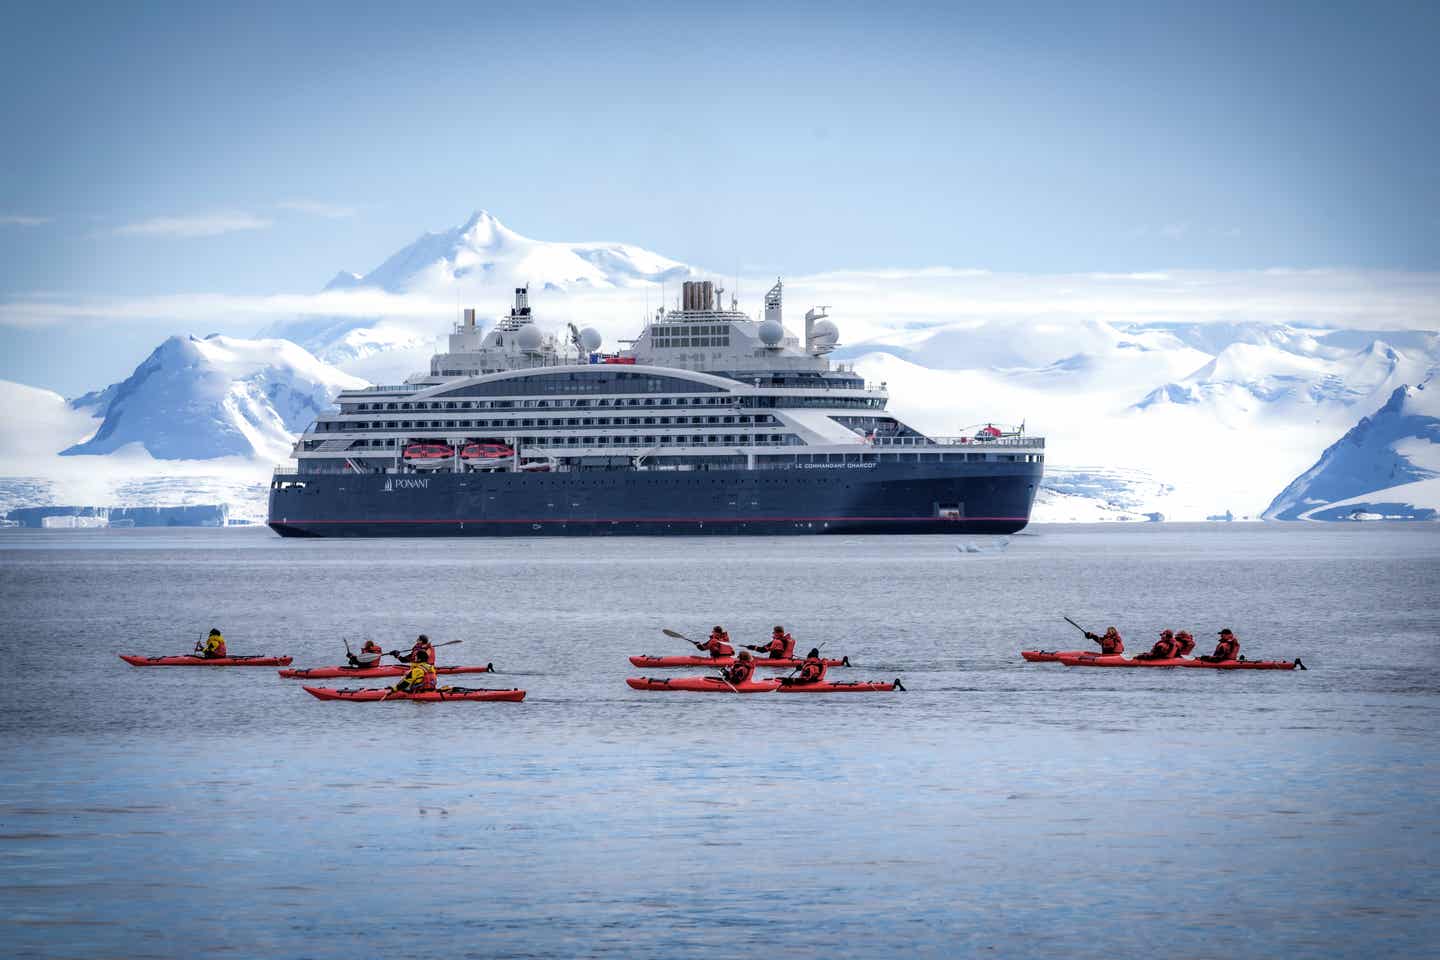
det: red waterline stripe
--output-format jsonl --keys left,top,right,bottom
{"left": 273, "top": 515, "right": 1029, "bottom": 525}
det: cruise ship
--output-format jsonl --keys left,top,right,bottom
{"left": 268, "top": 280, "right": 1044, "bottom": 537}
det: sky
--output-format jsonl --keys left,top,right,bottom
{"left": 2, "top": 0, "right": 1438, "bottom": 394}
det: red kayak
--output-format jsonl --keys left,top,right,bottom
{"left": 1021, "top": 650, "right": 1089, "bottom": 663}
{"left": 628, "top": 655, "right": 849, "bottom": 669}
{"left": 278, "top": 663, "right": 493, "bottom": 680}
{"left": 626, "top": 676, "right": 781, "bottom": 693}
{"left": 120, "top": 654, "right": 293, "bottom": 667}
{"left": 1058, "top": 653, "right": 1302, "bottom": 671}
{"left": 776, "top": 679, "right": 904, "bottom": 693}
{"left": 303, "top": 686, "right": 526, "bottom": 702}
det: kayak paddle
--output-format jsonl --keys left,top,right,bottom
{"left": 1064, "top": 616, "right": 1091, "bottom": 635}
{"left": 385, "top": 640, "right": 464, "bottom": 657}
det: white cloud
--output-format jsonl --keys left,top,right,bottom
{"left": 114, "top": 212, "right": 272, "bottom": 238}
{"left": 277, "top": 201, "right": 357, "bottom": 219}
{"left": 0, "top": 214, "right": 51, "bottom": 226}
{"left": 3, "top": 266, "right": 1439, "bottom": 344}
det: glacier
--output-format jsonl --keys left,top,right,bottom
{"left": 1264, "top": 376, "right": 1440, "bottom": 521}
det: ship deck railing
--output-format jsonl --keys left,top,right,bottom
{"left": 874, "top": 434, "right": 1044, "bottom": 449}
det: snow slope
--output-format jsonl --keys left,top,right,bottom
{"left": 1264, "top": 377, "right": 1440, "bottom": 520}
{"left": 63, "top": 335, "right": 364, "bottom": 462}
{"left": 851, "top": 318, "right": 1440, "bottom": 520}
{"left": 0, "top": 378, "right": 279, "bottom": 522}
{"left": 261, "top": 210, "right": 694, "bottom": 374}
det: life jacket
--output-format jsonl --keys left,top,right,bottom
{"left": 1174, "top": 633, "right": 1196, "bottom": 656}
{"left": 408, "top": 641, "right": 435, "bottom": 665}
{"left": 361, "top": 641, "right": 382, "bottom": 657}
{"left": 1149, "top": 636, "right": 1177, "bottom": 659}
{"left": 399, "top": 662, "right": 437, "bottom": 692}
{"left": 797, "top": 657, "right": 827, "bottom": 684}
{"left": 1212, "top": 637, "right": 1239, "bottom": 662}
{"left": 764, "top": 632, "right": 795, "bottom": 659}
{"left": 204, "top": 634, "right": 227, "bottom": 658}
{"left": 700, "top": 636, "right": 734, "bottom": 658}
{"left": 724, "top": 659, "right": 756, "bottom": 685}
{"left": 1098, "top": 631, "right": 1123, "bottom": 655}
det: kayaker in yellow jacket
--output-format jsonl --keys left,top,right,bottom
{"left": 393, "top": 661, "right": 437, "bottom": 693}
{"left": 197, "top": 629, "right": 227, "bottom": 659}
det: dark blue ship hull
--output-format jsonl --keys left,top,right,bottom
{"left": 267, "top": 461, "right": 1041, "bottom": 537}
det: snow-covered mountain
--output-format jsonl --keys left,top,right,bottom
{"left": 1264, "top": 377, "right": 1440, "bottom": 520}
{"left": 261, "top": 210, "right": 695, "bottom": 375}
{"left": 0, "top": 375, "right": 277, "bottom": 523}
{"left": 63, "top": 334, "right": 364, "bottom": 462}
{"left": 845, "top": 317, "right": 1440, "bottom": 520}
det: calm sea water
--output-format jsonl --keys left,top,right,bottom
{"left": 1, "top": 523, "right": 1437, "bottom": 959}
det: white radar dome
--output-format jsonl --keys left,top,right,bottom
{"left": 579, "top": 327, "right": 603, "bottom": 352}
{"left": 516, "top": 325, "right": 543, "bottom": 351}
{"left": 808, "top": 319, "right": 840, "bottom": 350}
{"left": 758, "top": 319, "right": 785, "bottom": 346}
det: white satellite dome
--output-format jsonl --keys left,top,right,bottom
{"left": 808, "top": 318, "right": 840, "bottom": 351}
{"left": 579, "top": 327, "right": 603, "bottom": 352}
{"left": 758, "top": 319, "right": 785, "bottom": 346}
{"left": 516, "top": 325, "right": 543, "bottom": 351}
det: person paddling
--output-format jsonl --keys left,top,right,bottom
{"left": 1135, "top": 629, "right": 1179, "bottom": 661}
{"left": 1198, "top": 628, "right": 1241, "bottom": 663}
{"left": 196, "top": 628, "right": 227, "bottom": 660}
{"left": 392, "top": 635, "right": 436, "bottom": 665}
{"left": 1083, "top": 626, "right": 1124, "bottom": 655}
{"left": 720, "top": 650, "right": 756, "bottom": 686}
{"left": 747, "top": 625, "right": 796, "bottom": 661}
{"left": 1173, "top": 630, "right": 1196, "bottom": 657}
{"left": 694, "top": 626, "right": 734, "bottom": 659}
{"left": 347, "top": 639, "right": 384, "bottom": 669}
{"left": 779, "top": 648, "right": 827, "bottom": 687}
{"left": 393, "top": 659, "right": 437, "bottom": 694}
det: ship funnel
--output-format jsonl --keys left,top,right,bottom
{"left": 512, "top": 286, "right": 531, "bottom": 317}
{"left": 682, "top": 280, "right": 717, "bottom": 312}
{"left": 463, "top": 308, "right": 476, "bottom": 328}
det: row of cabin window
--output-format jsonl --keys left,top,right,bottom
{"left": 349, "top": 395, "right": 735, "bottom": 413}
{"left": 321, "top": 434, "right": 800, "bottom": 450}
{"left": 652, "top": 336, "right": 731, "bottom": 348}
{"left": 321, "top": 414, "right": 778, "bottom": 431}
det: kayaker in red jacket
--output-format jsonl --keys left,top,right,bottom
{"left": 1173, "top": 630, "right": 1196, "bottom": 657}
{"left": 694, "top": 626, "right": 734, "bottom": 659}
{"left": 347, "top": 640, "right": 384, "bottom": 669}
{"left": 721, "top": 651, "right": 756, "bottom": 685}
{"left": 1084, "top": 626, "right": 1124, "bottom": 655}
{"left": 197, "top": 629, "right": 227, "bottom": 659}
{"left": 747, "top": 626, "right": 796, "bottom": 660}
{"left": 393, "top": 635, "right": 435, "bottom": 665}
{"left": 1135, "top": 629, "right": 1179, "bottom": 661}
{"left": 394, "top": 660, "right": 437, "bottom": 693}
{"left": 779, "top": 648, "right": 827, "bottom": 686}
{"left": 1199, "top": 628, "right": 1240, "bottom": 663}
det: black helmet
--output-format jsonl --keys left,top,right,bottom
{"left": 417, "top": 634, "right": 430, "bottom": 644}
{"left": 712, "top": 625, "right": 724, "bottom": 633}
{"left": 209, "top": 628, "right": 221, "bottom": 636}
{"left": 807, "top": 648, "right": 820, "bottom": 659}
{"left": 773, "top": 625, "right": 785, "bottom": 633}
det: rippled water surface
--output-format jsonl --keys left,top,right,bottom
{"left": 2, "top": 524, "right": 1438, "bottom": 958}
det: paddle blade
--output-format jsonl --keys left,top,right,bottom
{"left": 662, "top": 628, "right": 689, "bottom": 641}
